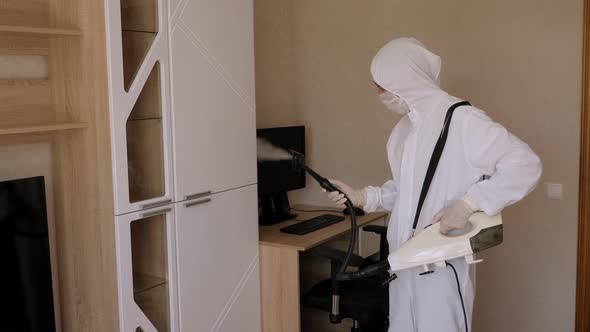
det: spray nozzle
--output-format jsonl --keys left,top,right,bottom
{"left": 289, "top": 150, "right": 305, "bottom": 170}
{"left": 288, "top": 151, "right": 339, "bottom": 193}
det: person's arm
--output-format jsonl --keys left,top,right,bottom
{"left": 326, "top": 179, "right": 398, "bottom": 213}
{"left": 461, "top": 109, "right": 542, "bottom": 215}
{"left": 364, "top": 180, "right": 398, "bottom": 212}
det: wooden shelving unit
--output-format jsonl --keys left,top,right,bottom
{"left": 0, "top": 25, "right": 81, "bottom": 36}
{"left": 0, "top": 122, "right": 87, "bottom": 136}
{"left": 0, "top": 0, "right": 119, "bottom": 331}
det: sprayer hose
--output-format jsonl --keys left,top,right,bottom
{"left": 338, "top": 200, "right": 357, "bottom": 275}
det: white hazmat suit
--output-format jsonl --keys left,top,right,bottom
{"left": 362, "top": 38, "right": 542, "bottom": 331}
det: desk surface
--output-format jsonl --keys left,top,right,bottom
{"left": 259, "top": 205, "right": 388, "bottom": 251}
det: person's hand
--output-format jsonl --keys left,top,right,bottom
{"left": 324, "top": 179, "right": 367, "bottom": 208}
{"left": 432, "top": 197, "right": 479, "bottom": 234}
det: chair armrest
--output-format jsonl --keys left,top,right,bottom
{"left": 363, "top": 225, "right": 389, "bottom": 260}
{"left": 363, "top": 225, "right": 387, "bottom": 236}
{"left": 310, "top": 247, "right": 365, "bottom": 267}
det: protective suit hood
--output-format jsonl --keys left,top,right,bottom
{"left": 371, "top": 38, "right": 451, "bottom": 118}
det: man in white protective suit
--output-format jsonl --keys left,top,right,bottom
{"left": 326, "top": 38, "right": 542, "bottom": 332}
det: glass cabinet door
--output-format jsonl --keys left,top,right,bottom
{"left": 115, "top": 206, "right": 178, "bottom": 332}
{"left": 106, "top": 0, "right": 174, "bottom": 215}
{"left": 126, "top": 63, "right": 165, "bottom": 203}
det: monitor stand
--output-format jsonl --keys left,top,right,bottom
{"left": 259, "top": 192, "right": 297, "bottom": 226}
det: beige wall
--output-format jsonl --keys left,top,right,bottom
{"left": 255, "top": 1, "right": 583, "bottom": 331}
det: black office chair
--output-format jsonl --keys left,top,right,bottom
{"left": 301, "top": 225, "right": 389, "bottom": 332}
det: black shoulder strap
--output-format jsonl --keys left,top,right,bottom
{"left": 410, "top": 101, "right": 471, "bottom": 236}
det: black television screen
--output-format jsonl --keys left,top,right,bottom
{"left": 256, "top": 126, "right": 306, "bottom": 195}
{"left": 0, "top": 176, "right": 56, "bottom": 332}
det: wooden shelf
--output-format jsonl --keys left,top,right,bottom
{"left": 133, "top": 274, "right": 168, "bottom": 295}
{"left": 134, "top": 280, "right": 170, "bottom": 331}
{"left": 0, "top": 123, "right": 87, "bottom": 136}
{"left": 0, "top": 25, "right": 81, "bottom": 36}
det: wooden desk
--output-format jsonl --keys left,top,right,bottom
{"left": 259, "top": 205, "right": 387, "bottom": 332}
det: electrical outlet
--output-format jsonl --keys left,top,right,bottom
{"left": 546, "top": 183, "right": 563, "bottom": 200}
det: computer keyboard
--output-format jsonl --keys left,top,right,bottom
{"left": 280, "top": 214, "right": 345, "bottom": 235}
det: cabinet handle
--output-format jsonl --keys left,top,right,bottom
{"left": 140, "top": 207, "right": 172, "bottom": 218}
{"left": 141, "top": 199, "right": 172, "bottom": 209}
{"left": 185, "top": 191, "right": 212, "bottom": 201}
{"left": 185, "top": 198, "right": 212, "bottom": 208}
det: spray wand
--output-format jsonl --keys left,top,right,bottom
{"left": 290, "top": 150, "right": 392, "bottom": 281}
{"left": 256, "top": 139, "right": 392, "bottom": 282}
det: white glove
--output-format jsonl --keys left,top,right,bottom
{"left": 324, "top": 179, "right": 367, "bottom": 208}
{"left": 432, "top": 195, "right": 479, "bottom": 235}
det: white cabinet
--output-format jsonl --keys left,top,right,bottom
{"left": 105, "top": 0, "right": 175, "bottom": 215}
{"left": 115, "top": 205, "right": 179, "bottom": 332}
{"left": 108, "top": 0, "right": 261, "bottom": 330}
{"left": 175, "top": 185, "right": 261, "bottom": 332}
{"left": 169, "top": 0, "right": 257, "bottom": 201}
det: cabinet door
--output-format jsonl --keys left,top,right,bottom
{"left": 115, "top": 205, "right": 179, "bottom": 332}
{"left": 105, "top": 0, "right": 175, "bottom": 215}
{"left": 169, "top": 0, "right": 257, "bottom": 201}
{"left": 175, "top": 185, "right": 260, "bottom": 332}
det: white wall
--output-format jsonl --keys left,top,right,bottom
{"left": 254, "top": 1, "right": 583, "bottom": 331}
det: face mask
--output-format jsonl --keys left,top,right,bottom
{"left": 379, "top": 91, "right": 410, "bottom": 115}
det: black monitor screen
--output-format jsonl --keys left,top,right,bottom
{"left": 257, "top": 126, "right": 305, "bottom": 195}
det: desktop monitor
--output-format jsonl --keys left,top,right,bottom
{"left": 257, "top": 126, "right": 305, "bottom": 225}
